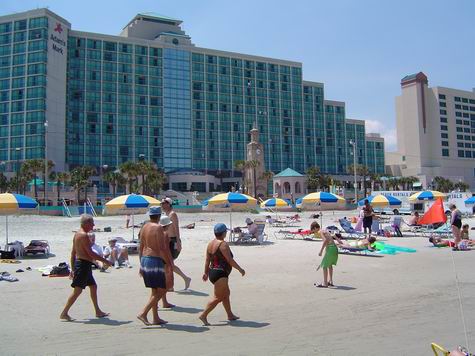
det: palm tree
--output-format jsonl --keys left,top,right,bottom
{"left": 50, "top": 171, "right": 70, "bottom": 204}
{"left": 103, "top": 171, "right": 125, "bottom": 198}
{"left": 24, "top": 159, "right": 43, "bottom": 200}
{"left": 306, "top": 166, "right": 321, "bottom": 191}
{"left": 81, "top": 166, "right": 96, "bottom": 202}
{"left": 404, "top": 176, "right": 419, "bottom": 190}
{"left": 119, "top": 161, "right": 140, "bottom": 194}
{"left": 454, "top": 181, "right": 469, "bottom": 192}
{"left": 347, "top": 164, "right": 371, "bottom": 196}
{"left": 261, "top": 170, "right": 274, "bottom": 198}
{"left": 0, "top": 172, "right": 8, "bottom": 193}
{"left": 146, "top": 168, "right": 167, "bottom": 195}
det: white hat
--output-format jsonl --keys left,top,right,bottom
{"left": 159, "top": 215, "right": 173, "bottom": 226}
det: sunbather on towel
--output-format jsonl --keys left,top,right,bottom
{"left": 338, "top": 236, "right": 376, "bottom": 250}
{"left": 429, "top": 237, "right": 456, "bottom": 248}
{"left": 430, "top": 236, "right": 475, "bottom": 249}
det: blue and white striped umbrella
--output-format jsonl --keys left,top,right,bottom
{"left": 464, "top": 196, "right": 475, "bottom": 206}
{"left": 409, "top": 190, "right": 446, "bottom": 202}
{"left": 358, "top": 194, "right": 402, "bottom": 208}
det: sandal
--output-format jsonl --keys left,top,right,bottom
{"left": 315, "top": 283, "right": 328, "bottom": 288}
{"left": 328, "top": 282, "right": 334, "bottom": 287}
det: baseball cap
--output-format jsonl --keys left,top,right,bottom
{"left": 159, "top": 215, "right": 172, "bottom": 226}
{"left": 245, "top": 218, "right": 253, "bottom": 225}
{"left": 214, "top": 223, "right": 228, "bottom": 235}
{"left": 161, "top": 197, "right": 173, "bottom": 205}
{"left": 148, "top": 206, "right": 161, "bottom": 216}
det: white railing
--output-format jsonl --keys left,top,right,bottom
{"left": 62, "top": 198, "right": 72, "bottom": 217}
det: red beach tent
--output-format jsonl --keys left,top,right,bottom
{"left": 418, "top": 198, "right": 447, "bottom": 225}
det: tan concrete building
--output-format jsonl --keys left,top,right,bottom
{"left": 386, "top": 72, "right": 475, "bottom": 188}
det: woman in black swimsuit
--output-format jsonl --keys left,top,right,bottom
{"left": 199, "top": 223, "right": 245, "bottom": 326}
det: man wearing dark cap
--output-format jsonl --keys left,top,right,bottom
{"left": 160, "top": 197, "right": 191, "bottom": 308}
{"left": 137, "top": 206, "right": 174, "bottom": 326}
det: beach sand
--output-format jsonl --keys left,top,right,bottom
{"left": 1, "top": 211, "right": 474, "bottom": 355}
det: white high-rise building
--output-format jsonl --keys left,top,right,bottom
{"left": 386, "top": 72, "right": 475, "bottom": 188}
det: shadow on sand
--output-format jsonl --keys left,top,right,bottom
{"left": 144, "top": 323, "right": 209, "bottom": 333}
{"left": 175, "top": 289, "right": 209, "bottom": 297}
{"left": 227, "top": 320, "right": 270, "bottom": 328}
{"left": 165, "top": 306, "right": 203, "bottom": 314}
{"left": 78, "top": 318, "right": 133, "bottom": 326}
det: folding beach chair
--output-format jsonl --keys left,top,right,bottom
{"left": 232, "top": 220, "right": 267, "bottom": 244}
{"left": 338, "top": 219, "right": 365, "bottom": 239}
{"left": 274, "top": 229, "right": 318, "bottom": 240}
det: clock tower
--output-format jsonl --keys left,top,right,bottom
{"left": 245, "top": 127, "right": 266, "bottom": 197}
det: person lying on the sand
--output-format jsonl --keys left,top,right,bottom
{"left": 337, "top": 236, "right": 377, "bottom": 250}
{"left": 429, "top": 237, "right": 456, "bottom": 248}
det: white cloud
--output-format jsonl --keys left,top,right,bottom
{"left": 365, "top": 120, "right": 398, "bottom": 152}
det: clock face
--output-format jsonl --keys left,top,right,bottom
{"left": 256, "top": 149, "right": 261, "bottom": 155}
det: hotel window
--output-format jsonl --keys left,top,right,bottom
{"left": 456, "top": 112, "right": 462, "bottom": 117}
{"left": 439, "top": 94, "right": 446, "bottom": 100}
{"left": 455, "top": 104, "right": 462, "bottom": 109}
{"left": 440, "top": 109, "right": 447, "bottom": 115}
{"left": 439, "top": 102, "right": 446, "bottom": 107}
{"left": 466, "top": 143, "right": 472, "bottom": 148}
{"left": 455, "top": 97, "right": 461, "bottom": 102}
{"left": 441, "top": 125, "right": 448, "bottom": 131}
{"left": 441, "top": 133, "right": 448, "bottom": 139}
{"left": 462, "top": 98, "right": 468, "bottom": 103}
{"left": 458, "top": 143, "right": 464, "bottom": 148}
{"left": 458, "top": 150, "right": 465, "bottom": 157}
{"left": 442, "top": 149, "right": 449, "bottom": 157}
{"left": 463, "top": 105, "right": 469, "bottom": 110}
{"left": 440, "top": 117, "right": 447, "bottom": 123}
{"left": 442, "top": 141, "right": 449, "bottom": 146}
{"left": 466, "top": 151, "right": 472, "bottom": 158}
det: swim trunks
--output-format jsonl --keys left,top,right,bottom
{"left": 169, "top": 237, "right": 180, "bottom": 260}
{"left": 71, "top": 259, "right": 96, "bottom": 289}
{"left": 363, "top": 216, "right": 373, "bottom": 229}
{"left": 140, "top": 256, "right": 166, "bottom": 289}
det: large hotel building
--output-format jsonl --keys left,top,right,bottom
{"left": 387, "top": 72, "right": 475, "bottom": 188}
{"left": 0, "top": 8, "right": 384, "bottom": 188}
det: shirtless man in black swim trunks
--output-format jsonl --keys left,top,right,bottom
{"left": 160, "top": 198, "right": 191, "bottom": 308}
{"left": 199, "top": 223, "right": 245, "bottom": 326}
{"left": 60, "top": 214, "right": 111, "bottom": 321}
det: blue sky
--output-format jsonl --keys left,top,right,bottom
{"left": 2, "top": 0, "right": 474, "bottom": 151}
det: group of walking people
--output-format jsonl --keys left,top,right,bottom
{"left": 60, "top": 198, "right": 245, "bottom": 326}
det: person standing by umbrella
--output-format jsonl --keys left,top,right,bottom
{"left": 362, "top": 199, "right": 374, "bottom": 237}
{"left": 60, "top": 215, "right": 111, "bottom": 321}
{"left": 450, "top": 204, "right": 463, "bottom": 250}
{"left": 160, "top": 198, "right": 192, "bottom": 308}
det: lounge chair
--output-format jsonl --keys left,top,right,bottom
{"left": 274, "top": 229, "right": 319, "bottom": 240}
{"left": 338, "top": 219, "right": 365, "bottom": 239}
{"left": 232, "top": 220, "right": 267, "bottom": 244}
{"left": 113, "top": 236, "right": 139, "bottom": 254}
{"left": 24, "top": 240, "right": 50, "bottom": 256}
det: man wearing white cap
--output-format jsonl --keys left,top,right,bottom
{"left": 103, "top": 237, "right": 131, "bottom": 268}
{"left": 160, "top": 197, "right": 191, "bottom": 308}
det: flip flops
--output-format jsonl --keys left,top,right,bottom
{"left": 314, "top": 283, "right": 328, "bottom": 288}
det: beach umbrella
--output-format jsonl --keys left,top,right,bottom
{"left": 260, "top": 198, "right": 291, "bottom": 209}
{"left": 464, "top": 196, "right": 475, "bottom": 206}
{"left": 301, "top": 192, "right": 345, "bottom": 205}
{"left": 0, "top": 193, "right": 38, "bottom": 247}
{"left": 207, "top": 192, "right": 257, "bottom": 208}
{"left": 295, "top": 197, "right": 303, "bottom": 209}
{"left": 207, "top": 193, "right": 257, "bottom": 234}
{"left": 357, "top": 194, "right": 402, "bottom": 208}
{"left": 409, "top": 190, "right": 446, "bottom": 202}
{"left": 105, "top": 194, "right": 161, "bottom": 240}
{"left": 301, "top": 192, "right": 345, "bottom": 225}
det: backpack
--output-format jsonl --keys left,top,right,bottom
{"left": 50, "top": 262, "right": 70, "bottom": 276}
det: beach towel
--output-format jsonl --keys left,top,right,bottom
{"left": 0, "top": 259, "right": 20, "bottom": 264}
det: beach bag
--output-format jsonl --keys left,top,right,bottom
{"left": 50, "top": 262, "right": 70, "bottom": 276}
